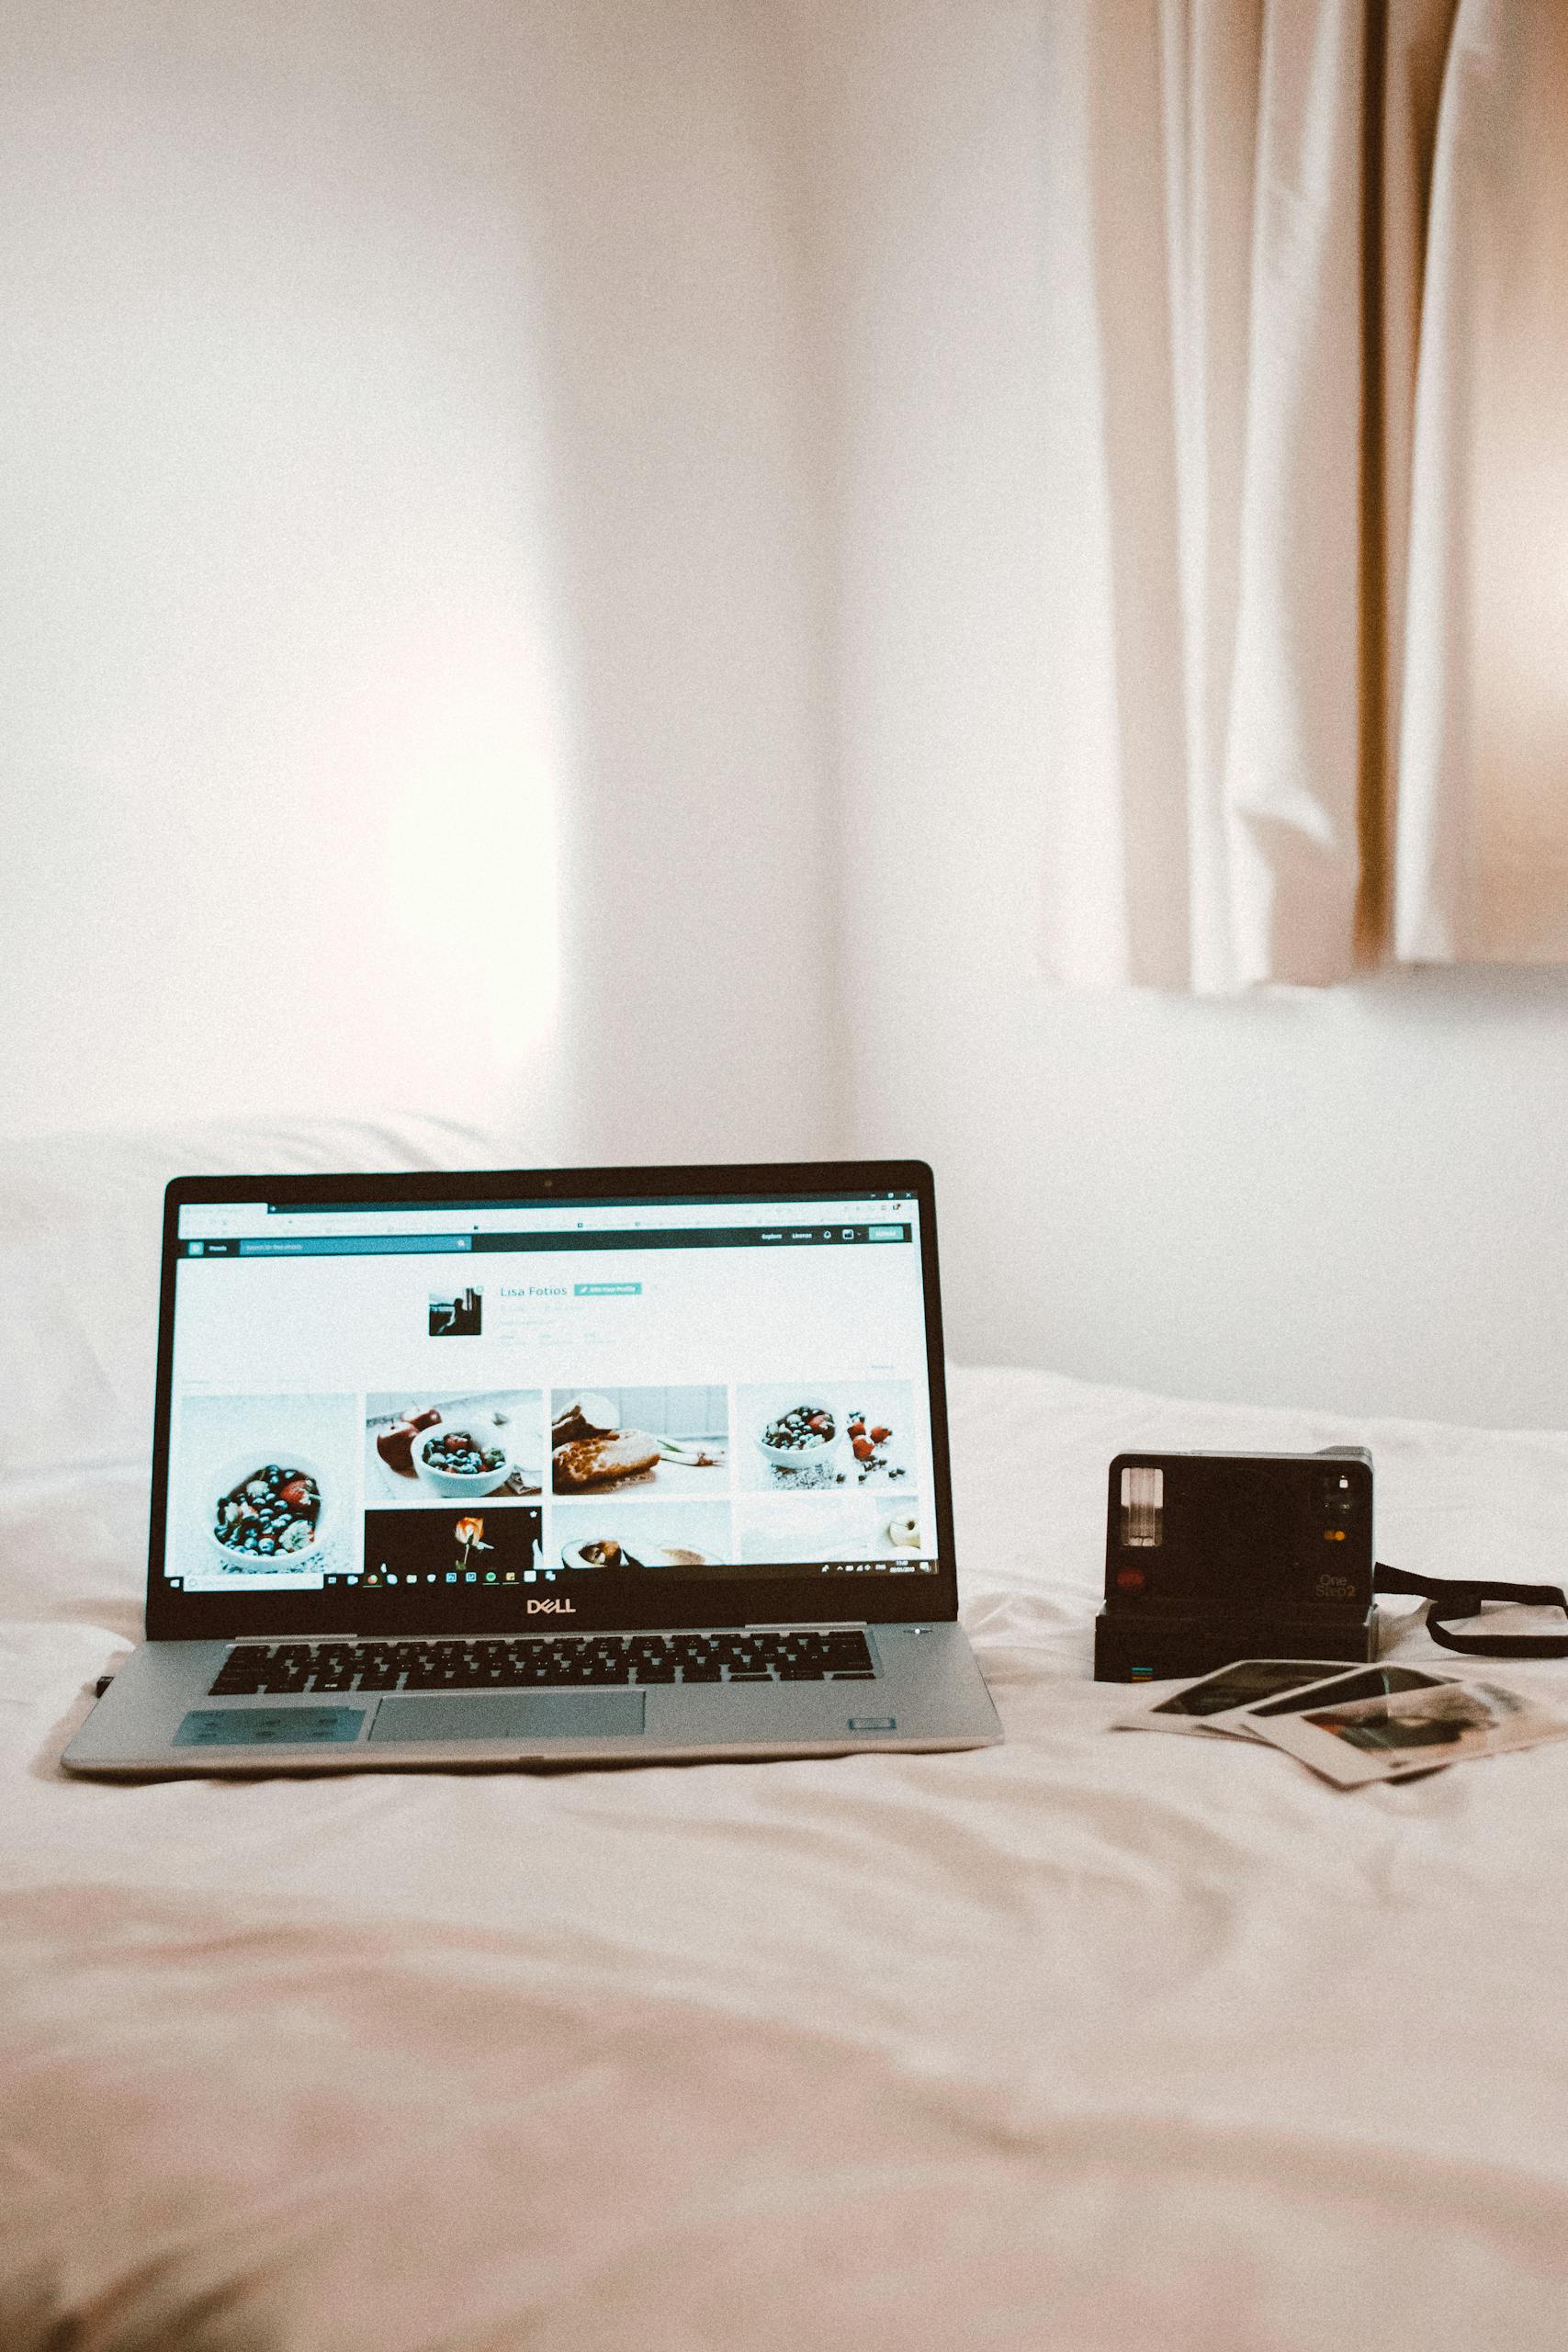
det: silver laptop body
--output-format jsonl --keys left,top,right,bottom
{"left": 64, "top": 1160, "right": 1001, "bottom": 1776}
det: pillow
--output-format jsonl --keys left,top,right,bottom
{"left": 0, "top": 1114, "right": 498, "bottom": 1491}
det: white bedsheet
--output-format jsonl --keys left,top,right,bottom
{"left": 6, "top": 1363, "right": 1568, "bottom": 2350}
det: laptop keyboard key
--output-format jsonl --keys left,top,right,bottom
{"left": 209, "top": 1627, "right": 875, "bottom": 1698}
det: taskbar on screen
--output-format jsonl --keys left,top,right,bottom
{"left": 322, "top": 1558, "right": 939, "bottom": 1590}
{"left": 164, "top": 1559, "right": 940, "bottom": 1594}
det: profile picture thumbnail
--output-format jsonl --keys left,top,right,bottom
{"left": 429, "top": 1283, "right": 482, "bottom": 1338}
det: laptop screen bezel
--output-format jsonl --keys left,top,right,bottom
{"left": 145, "top": 1159, "right": 959, "bottom": 1640}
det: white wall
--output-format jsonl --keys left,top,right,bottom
{"left": 6, "top": 0, "right": 1566, "bottom": 1428}
{"left": 791, "top": 0, "right": 1568, "bottom": 1430}
{"left": 0, "top": 0, "right": 831, "bottom": 1167}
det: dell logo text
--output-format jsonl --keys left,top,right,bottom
{"left": 527, "top": 1597, "right": 576, "bottom": 1615}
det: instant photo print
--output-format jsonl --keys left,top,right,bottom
{"left": 1094, "top": 1447, "right": 1379, "bottom": 1682}
{"left": 1113, "top": 1657, "right": 1355, "bottom": 1738}
{"left": 1236, "top": 1666, "right": 1568, "bottom": 1788}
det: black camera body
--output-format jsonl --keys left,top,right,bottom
{"left": 1093, "top": 1446, "right": 1378, "bottom": 1682}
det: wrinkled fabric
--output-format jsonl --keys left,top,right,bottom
{"left": 1394, "top": 0, "right": 1568, "bottom": 963}
{"left": 5, "top": 1364, "right": 1568, "bottom": 2349}
{"left": 1040, "top": 0, "right": 1568, "bottom": 990}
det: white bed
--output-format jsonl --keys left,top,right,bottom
{"left": 4, "top": 1122, "right": 1568, "bottom": 2351}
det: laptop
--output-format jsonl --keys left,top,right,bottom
{"left": 63, "top": 1160, "right": 1002, "bottom": 1776}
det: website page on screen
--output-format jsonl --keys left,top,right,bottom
{"left": 164, "top": 1195, "right": 939, "bottom": 1604}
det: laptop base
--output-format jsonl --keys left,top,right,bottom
{"left": 62, "top": 1622, "right": 1002, "bottom": 1777}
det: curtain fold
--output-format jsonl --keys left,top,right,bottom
{"left": 1041, "top": 0, "right": 1568, "bottom": 992}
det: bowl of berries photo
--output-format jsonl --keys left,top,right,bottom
{"left": 754, "top": 1399, "right": 840, "bottom": 1478}
{"left": 208, "top": 1453, "right": 331, "bottom": 1573}
{"left": 412, "top": 1416, "right": 516, "bottom": 1498}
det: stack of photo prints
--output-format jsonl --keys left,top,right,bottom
{"left": 1115, "top": 1657, "right": 1568, "bottom": 1787}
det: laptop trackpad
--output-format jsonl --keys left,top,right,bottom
{"left": 368, "top": 1691, "right": 646, "bottom": 1744}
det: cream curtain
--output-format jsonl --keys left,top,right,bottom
{"left": 1040, "top": 0, "right": 1568, "bottom": 991}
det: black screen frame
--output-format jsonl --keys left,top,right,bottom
{"left": 145, "top": 1159, "right": 958, "bottom": 1640}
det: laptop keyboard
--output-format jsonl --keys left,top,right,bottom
{"left": 208, "top": 1628, "right": 876, "bottom": 1698}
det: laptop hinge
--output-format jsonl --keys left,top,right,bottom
{"left": 231, "top": 1621, "right": 877, "bottom": 1645}
{"left": 744, "top": 1619, "right": 867, "bottom": 1632}
{"left": 229, "top": 1632, "right": 361, "bottom": 1645}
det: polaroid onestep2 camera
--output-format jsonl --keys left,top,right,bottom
{"left": 1093, "top": 1447, "right": 1378, "bottom": 1682}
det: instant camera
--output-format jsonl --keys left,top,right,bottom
{"left": 1093, "top": 1447, "right": 1378, "bottom": 1682}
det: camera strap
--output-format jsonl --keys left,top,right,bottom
{"left": 1374, "top": 1563, "right": 1568, "bottom": 1659}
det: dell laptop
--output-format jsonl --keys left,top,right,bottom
{"left": 64, "top": 1160, "right": 1002, "bottom": 1775}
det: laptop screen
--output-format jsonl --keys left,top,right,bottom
{"left": 151, "top": 1169, "right": 954, "bottom": 1635}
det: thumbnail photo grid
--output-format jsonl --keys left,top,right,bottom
{"left": 166, "top": 1376, "right": 932, "bottom": 1593}
{"left": 538, "top": 1377, "right": 930, "bottom": 1577}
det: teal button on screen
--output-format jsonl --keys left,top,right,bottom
{"left": 574, "top": 1282, "right": 642, "bottom": 1295}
